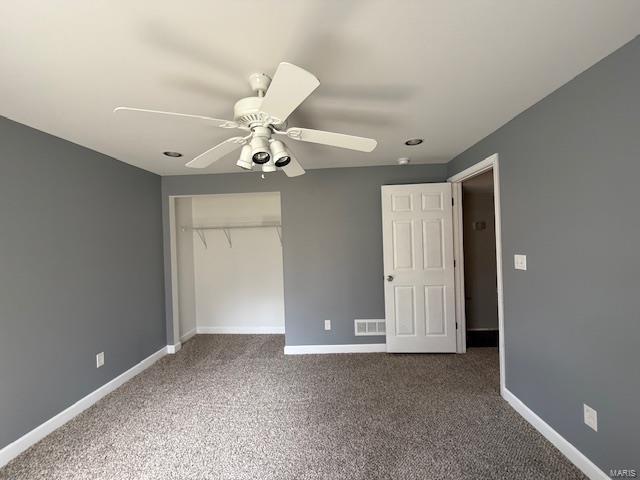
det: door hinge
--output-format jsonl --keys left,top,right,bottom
{"left": 452, "top": 197, "right": 455, "bottom": 206}
{"left": 454, "top": 259, "right": 456, "bottom": 268}
{"left": 455, "top": 322, "right": 458, "bottom": 329}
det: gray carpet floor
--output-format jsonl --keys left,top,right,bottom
{"left": 1, "top": 335, "right": 586, "bottom": 480}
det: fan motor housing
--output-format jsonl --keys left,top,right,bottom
{"left": 233, "top": 96, "right": 284, "bottom": 129}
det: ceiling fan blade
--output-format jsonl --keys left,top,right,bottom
{"left": 285, "top": 127, "right": 377, "bottom": 152}
{"left": 281, "top": 155, "right": 305, "bottom": 177}
{"left": 185, "top": 137, "right": 247, "bottom": 169}
{"left": 259, "top": 63, "right": 320, "bottom": 124}
{"left": 113, "top": 107, "right": 239, "bottom": 129}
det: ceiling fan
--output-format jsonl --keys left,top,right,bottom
{"left": 114, "top": 62, "right": 377, "bottom": 177}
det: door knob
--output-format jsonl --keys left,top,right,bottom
{"left": 386, "top": 275, "right": 394, "bottom": 282}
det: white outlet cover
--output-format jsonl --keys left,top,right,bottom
{"left": 324, "top": 319, "right": 331, "bottom": 331}
{"left": 96, "top": 352, "right": 105, "bottom": 368}
{"left": 583, "top": 403, "right": 598, "bottom": 431}
{"left": 514, "top": 254, "right": 527, "bottom": 270}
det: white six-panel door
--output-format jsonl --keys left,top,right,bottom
{"left": 382, "top": 183, "right": 457, "bottom": 352}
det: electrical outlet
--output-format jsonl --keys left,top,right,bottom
{"left": 584, "top": 404, "right": 597, "bottom": 431}
{"left": 324, "top": 319, "right": 331, "bottom": 331}
{"left": 96, "top": 352, "right": 105, "bottom": 368}
{"left": 514, "top": 254, "right": 527, "bottom": 270}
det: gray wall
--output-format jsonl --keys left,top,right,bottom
{"left": 162, "top": 164, "right": 448, "bottom": 346}
{"left": 448, "top": 36, "right": 640, "bottom": 473}
{"left": 0, "top": 117, "right": 165, "bottom": 450}
{"left": 462, "top": 171, "right": 498, "bottom": 331}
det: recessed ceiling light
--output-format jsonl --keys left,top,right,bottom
{"left": 404, "top": 138, "right": 424, "bottom": 146}
{"left": 397, "top": 157, "right": 410, "bottom": 165}
{"left": 163, "top": 151, "right": 183, "bottom": 158}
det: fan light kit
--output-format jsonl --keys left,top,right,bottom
{"left": 236, "top": 145, "right": 253, "bottom": 170}
{"left": 270, "top": 140, "right": 291, "bottom": 167}
{"left": 404, "top": 138, "right": 424, "bottom": 146}
{"left": 114, "top": 63, "right": 378, "bottom": 177}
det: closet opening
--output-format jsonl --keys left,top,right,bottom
{"left": 170, "top": 192, "right": 285, "bottom": 345}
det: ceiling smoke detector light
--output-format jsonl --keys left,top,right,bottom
{"left": 163, "top": 151, "right": 182, "bottom": 157}
{"left": 404, "top": 138, "right": 423, "bottom": 146}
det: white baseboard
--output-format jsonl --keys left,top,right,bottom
{"left": 180, "top": 328, "right": 197, "bottom": 343}
{"left": 0, "top": 346, "right": 167, "bottom": 468}
{"left": 502, "top": 388, "right": 608, "bottom": 480}
{"left": 166, "top": 342, "right": 181, "bottom": 354}
{"left": 197, "top": 326, "right": 285, "bottom": 335}
{"left": 284, "top": 343, "right": 387, "bottom": 355}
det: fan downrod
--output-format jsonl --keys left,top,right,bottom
{"left": 233, "top": 73, "right": 284, "bottom": 129}
{"left": 248, "top": 73, "right": 271, "bottom": 97}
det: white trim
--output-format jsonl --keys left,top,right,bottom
{"left": 0, "top": 347, "right": 167, "bottom": 468}
{"left": 448, "top": 154, "right": 496, "bottom": 182}
{"left": 180, "top": 328, "right": 197, "bottom": 343}
{"left": 197, "top": 326, "right": 285, "bottom": 335}
{"left": 502, "top": 388, "right": 609, "bottom": 480}
{"left": 166, "top": 342, "right": 181, "bottom": 354}
{"left": 448, "top": 153, "right": 506, "bottom": 394}
{"left": 168, "top": 197, "right": 181, "bottom": 346}
{"left": 284, "top": 343, "right": 387, "bottom": 355}
{"left": 452, "top": 182, "right": 466, "bottom": 353}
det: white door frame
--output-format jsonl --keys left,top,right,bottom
{"left": 168, "top": 196, "right": 181, "bottom": 351}
{"left": 448, "top": 153, "right": 505, "bottom": 395}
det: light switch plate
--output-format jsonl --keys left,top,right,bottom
{"left": 96, "top": 352, "right": 105, "bottom": 368}
{"left": 514, "top": 254, "right": 527, "bottom": 270}
{"left": 584, "top": 404, "right": 598, "bottom": 431}
{"left": 324, "top": 320, "right": 331, "bottom": 331}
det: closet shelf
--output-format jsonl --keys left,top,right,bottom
{"left": 181, "top": 223, "right": 282, "bottom": 249}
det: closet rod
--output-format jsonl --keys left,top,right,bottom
{"left": 181, "top": 223, "right": 282, "bottom": 248}
{"left": 181, "top": 222, "right": 281, "bottom": 231}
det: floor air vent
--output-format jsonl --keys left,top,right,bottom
{"left": 354, "top": 319, "right": 386, "bottom": 336}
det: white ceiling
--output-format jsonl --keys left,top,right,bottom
{"left": 1, "top": 1, "right": 638, "bottom": 176}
